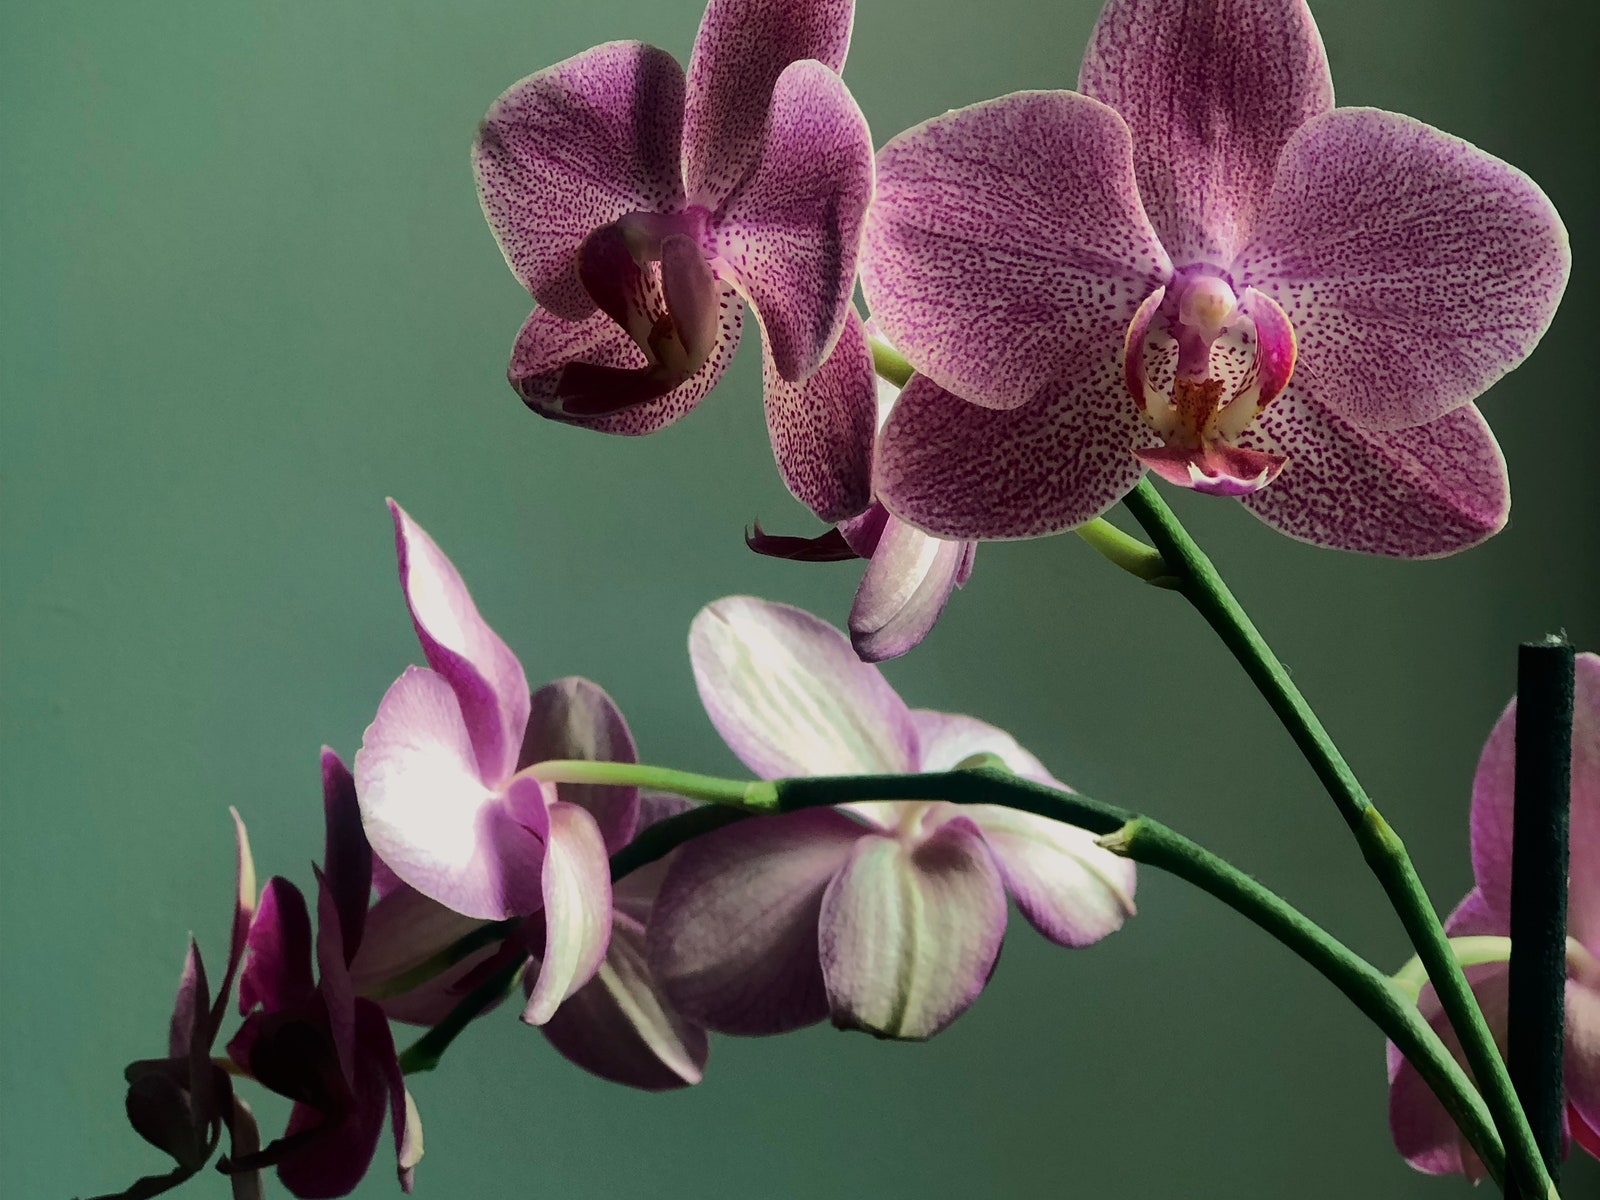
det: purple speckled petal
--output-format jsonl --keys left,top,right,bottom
{"left": 648, "top": 808, "right": 862, "bottom": 1034}
{"left": 474, "top": 41, "right": 686, "bottom": 319}
{"left": 709, "top": 59, "right": 873, "bottom": 382}
{"left": 320, "top": 751, "right": 370, "bottom": 967}
{"left": 509, "top": 290, "right": 744, "bottom": 433}
{"left": 966, "top": 804, "right": 1137, "bottom": 948}
{"left": 848, "top": 515, "right": 968, "bottom": 662}
{"left": 1237, "top": 395, "right": 1508, "bottom": 558}
{"left": 522, "top": 801, "right": 613, "bottom": 1025}
{"left": 520, "top": 677, "right": 640, "bottom": 855}
{"left": 689, "top": 595, "right": 916, "bottom": 778}
{"left": 1464, "top": 653, "right": 1600, "bottom": 946}
{"left": 861, "top": 91, "right": 1170, "bottom": 411}
{"left": 762, "top": 308, "right": 875, "bottom": 523}
{"left": 682, "top": 0, "right": 854, "bottom": 208}
{"left": 1078, "top": 0, "right": 1332, "bottom": 265}
{"left": 540, "top": 909, "right": 709, "bottom": 1090}
{"left": 355, "top": 667, "right": 547, "bottom": 921}
{"left": 238, "top": 878, "right": 315, "bottom": 1016}
{"left": 1235, "top": 108, "right": 1570, "bottom": 431}
{"left": 875, "top": 372, "right": 1148, "bottom": 540}
{"left": 818, "top": 815, "right": 1006, "bottom": 1039}
{"left": 389, "top": 501, "right": 529, "bottom": 785}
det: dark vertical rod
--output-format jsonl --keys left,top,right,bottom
{"left": 1507, "top": 635, "right": 1575, "bottom": 1189}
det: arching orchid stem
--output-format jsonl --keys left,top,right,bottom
{"left": 397, "top": 956, "right": 527, "bottom": 1076}
{"left": 1118, "top": 477, "right": 1552, "bottom": 1199}
{"left": 524, "top": 760, "right": 771, "bottom": 808}
{"left": 1509, "top": 637, "right": 1575, "bottom": 1186}
{"left": 1074, "top": 518, "right": 1177, "bottom": 587}
{"left": 868, "top": 335, "right": 914, "bottom": 387}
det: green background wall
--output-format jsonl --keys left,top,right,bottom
{"left": 3, "top": 1, "right": 1596, "bottom": 1196}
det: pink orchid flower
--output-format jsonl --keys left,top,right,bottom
{"left": 647, "top": 596, "right": 1136, "bottom": 1040}
{"left": 1387, "top": 653, "right": 1600, "bottom": 1177}
{"left": 224, "top": 753, "right": 421, "bottom": 1199}
{"left": 475, "top": 0, "right": 876, "bottom": 523}
{"left": 90, "top": 812, "right": 263, "bottom": 1200}
{"left": 353, "top": 502, "right": 615, "bottom": 1023}
{"left": 861, "top": 0, "right": 1569, "bottom": 555}
{"left": 749, "top": 318, "right": 977, "bottom": 662}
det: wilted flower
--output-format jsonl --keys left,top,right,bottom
{"left": 862, "top": 0, "right": 1569, "bottom": 554}
{"left": 750, "top": 319, "right": 976, "bottom": 662}
{"left": 475, "top": 0, "right": 876, "bottom": 522}
{"left": 224, "top": 752, "right": 420, "bottom": 1198}
{"left": 87, "top": 812, "right": 262, "bottom": 1200}
{"left": 647, "top": 596, "right": 1135, "bottom": 1039}
{"left": 1387, "top": 653, "right": 1600, "bottom": 1176}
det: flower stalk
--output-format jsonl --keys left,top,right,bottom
{"left": 1118, "top": 477, "right": 1554, "bottom": 1198}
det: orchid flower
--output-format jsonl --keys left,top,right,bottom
{"left": 1387, "top": 653, "right": 1600, "bottom": 1177}
{"left": 90, "top": 812, "right": 263, "bottom": 1200}
{"left": 353, "top": 502, "right": 616, "bottom": 1023}
{"left": 475, "top": 0, "right": 877, "bottom": 523}
{"left": 861, "top": 0, "right": 1569, "bottom": 555}
{"left": 647, "top": 596, "right": 1136, "bottom": 1039}
{"left": 224, "top": 752, "right": 421, "bottom": 1198}
{"left": 750, "top": 318, "right": 977, "bottom": 662}
{"left": 352, "top": 682, "right": 709, "bottom": 1092}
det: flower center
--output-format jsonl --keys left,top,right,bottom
{"left": 1123, "top": 267, "right": 1298, "bottom": 496}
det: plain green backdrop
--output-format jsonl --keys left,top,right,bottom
{"left": 3, "top": 1, "right": 1596, "bottom": 1196}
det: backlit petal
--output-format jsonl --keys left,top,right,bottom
{"left": 522, "top": 801, "right": 613, "bottom": 1025}
{"left": 849, "top": 518, "right": 968, "bottom": 663}
{"left": 689, "top": 595, "right": 916, "bottom": 778}
{"left": 861, "top": 91, "right": 1170, "bottom": 411}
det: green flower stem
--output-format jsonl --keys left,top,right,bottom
{"left": 1393, "top": 937, "right": 1515, "bottom": 1002}
{"left": 1119, "top": 477, "right": 1552, "bottom": 1198}
{"left": 868, "top": 335, "right": 914, "bottom": 387}
{"left": 524, "top": 759, "right": 767, "bottom": 807}
{"left": 1075, "top": 518, "right": 1178, "bottom": 586}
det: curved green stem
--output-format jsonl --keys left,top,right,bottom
{"left": 1119, "top": 477, "right": 1551, "bottom": 1198}
{"left": 868, "top": 334, "right": 914, "bottom": 387}
{"left": 524, "top": 760, "right": 770, "bottom": 808}
{"left": 1075, "top": 518, "right": 1178, "bottom": 586}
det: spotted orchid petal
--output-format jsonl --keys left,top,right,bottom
{"left": 1078, "top": 0, "right": 1333, "bottom": 265}
{"left": 1235, "top": 108, "right": 1569, "bottom": 431}
{"left": 689, "top": 595, "right": 917, "bottom": 778}
{"left": 473, "top": 41, "right": 687, "bottom": 320}
{"left": 876, "top": 372, "right": 1148, "bottom": 540}
{"left": 848, "top": 515, "right": 969, "bottom": 663}
{"left": 1463, "top": 653, "right": 1600, "bottom": 944}
{"left": 355, "top": 667, "right": 548, "bottom": 920}
{"left": 681, "top": 0, "right": 854, "bottom": 209}
{"left": 540, "top": 908, "right": 710, "bottom": 1090}
{"left": 1134, "top": 442, "right": 1287, "bottom": 496}
{"left": 509, "top": 291, "right": 744, "bottom": 432}
{"left": 1237, "top": 395, "right": 1508, "bottom": 557}
{"left": 761, "top": 308, "right": 875, "bottom": 523}
{"left": 709, "top": 59, "right": 874, "bottom": 382}
{"left": 648, "top": 808, "right": 863, "bottom": 1034}
{"left": 861, "top": 90, "right": 1171, "bottom": 412}
{"left": 522, "top": 801, "right": 613, "bottom": 1025}
{"left": 818, "top": 813, "right": 1007, "bottom": 1039}
{"left": 520, "top": 677, "right": 641, "bottom": 855}
{"left": 390, "top": 501, "right": 528, "bottom": 785}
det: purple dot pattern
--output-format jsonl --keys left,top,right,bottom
{"left": 711, "top": 59, "right": 875, "bottom": 382}
{"left": 1078, "top": 0, "right": 1333, "bottom": 266}
{"left": 509, "top": 282, "right": 746, "bottom": 436}
{"left": 1238, "top": 391, "right": 1508, "bottom": 557}
{"left": 1234, "top": 108, "right": 1571, "bottom": 431}
{"left": 875, "top": 371, "right": 1149, "bottom": 541}
{"left": 860, "top": 91, "right": 1172, "bottom": 413}
{"left": 762, "top": 307, "right": 876, "bottom": 524}
{"left": 473, "top": 41, "right": 688, "bottom": 320}
{"left": 682, "top": 0, "right": 856, "bottom": 208}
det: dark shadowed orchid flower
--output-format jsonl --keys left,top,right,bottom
{"left": 749, "top": 320, "right": 977, "bottom": 662}
{"left": 354, "top": 502, "right": 617, "bottom": 1023}
{"left": 1387, "top": 653, "right": 1600, "bottom": 1177}
{"left": 861, "top": 0, "right": 1569, "bottom": 555}
{"left": 352, "top": 680, "right": 710, "bottom": 1092}
{"left": 647, "top": 597, "right": 1135, "bottom": 1039}
{"left": 475, "top": 0, "right": 876, "bottom": 523}
{"left": 86, "top": 812, "right": 262, "bottom": 1200}
{"left": 223, "top": 753, "right": 420, "bottom": 1198}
